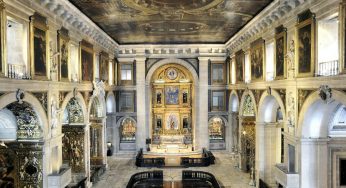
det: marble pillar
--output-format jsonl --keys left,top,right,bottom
{"left": 300, "top": 138, "right": 328, "bottom": 188}
{"left": 136, "top": 57, "right": 147, "bottom": 151}
{"left": 197, "top": 57, "right": 209, "bottom": 150}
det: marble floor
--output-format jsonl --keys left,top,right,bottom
{"left": 93, "top": 152, "right": 255, "bottom": 188}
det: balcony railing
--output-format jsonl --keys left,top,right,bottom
{"left": 7, "top": 64, "right": 31, "bottom": 79}
{"left": 274, "top": 163, "right": 299, "bottom": 188}
{"left": 317, "top": 60, "right": 339, "bottom": 76}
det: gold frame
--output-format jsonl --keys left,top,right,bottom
{"left": 79, "top": 40, "right": 94, "bottom": 82}
{"left": 211, "top": 90, "right": 226, "bottom": 112}
{"left": 235, "top": 50, "right": 245, "bottom": 84}
{"left": 58, "top": 28, "right": 70, "bottom": 81}
{"left": 274, "top": 28, "right": 287, "bottom": 79}
{"left": 118, "top": 62, "right": 134, "bottom": 85}
{"left": 211, "top": 62, "right": 226, "bottom": 85}
{"left": 250, "top": 38, "right": 266, "bottom": 81}
{"left": 30, "top": 13, "right": 49, "bottom": 80}
{"left": 99, "top": 51, "right": 109, "bottom": 83}
{"left": 295, "top": 15, "right": 316, "bottom": 78}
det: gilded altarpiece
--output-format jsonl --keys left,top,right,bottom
{"left": 62, "top": 126, "right": 85, "bottom": 173}
{"left": 151, "top": 64, "right": 193, "bottom": 145}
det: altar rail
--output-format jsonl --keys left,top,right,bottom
{"left": 135, "top": 148, "right": 165, "bottom": 167}
{"left": 126, "top": 170, "right": 163, "bottom": 188}
{"left": 182, "top": 170, "right": 221, "bottom": 188}
{"left": 180, "top": 148, "right": 215, "bottom": 167}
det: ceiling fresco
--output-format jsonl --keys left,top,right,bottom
{"left": 69, "top": 0, "right": 273, "bottom": 44}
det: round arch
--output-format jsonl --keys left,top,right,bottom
{"left": 0, "top": 92, "right": 49, "bottom": 139}
{"left": 239, "top": 90, "right": 258, "bottom": 117}
{"left": 229, "top": 90, "right": 240, "bottom": 113}
{"left": 257, "top": 90, "right": 286, "bottom": 124}
{"left": 106, "top": 92, "right": 116, "bottom": 114}
{"left": 88, "top": 94, "right": 106, "bottom": 118}
{"left": 297, "top": 89, "right": 346, "bottom": 138}
{"left": 60, "top": 91, "right": 88, "bottom": 124}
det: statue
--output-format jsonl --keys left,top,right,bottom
{"left": 285, "top": 40, "right": 295, "bottom": 78}
{"left": 51, "top": 99, "right": 62, "bottom": 129}
{"left": 183, "top": 92, "right": 188, "bottom": 103}
{"left": 157, "top": 92, "right": 161, "bottom": 104}
{"left": 50, "top": 41, "right": 60, "bottom": 81}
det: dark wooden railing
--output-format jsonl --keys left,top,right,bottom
{"left": 135, "top": 148, "right": 165, "bottom": 167}
{"left": 180, "top": 148, "right": 215, "bottom": 167}
{"left": 126, "top": 170, "right": 163, "bottom": 188}
{"left": 182, "top": 170, "right": 220, "bottom": 188}
{"left": 259, "top": 179, "right": 269, "bottom": 188}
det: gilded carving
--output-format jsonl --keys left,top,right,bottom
{"left": 242, "top": 95, "right": 255, "bottom": 116}
{"left": 62, "top": 126, "right": 85, "bottom": 173}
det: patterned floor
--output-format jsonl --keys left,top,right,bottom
{"left": 93, "top": 152, "right": 255, "bottom": 188}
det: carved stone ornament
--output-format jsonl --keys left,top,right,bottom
{"left": 51, "top": 96, "right": 62, "bottom": 129}
{"left": 266, "top": 86, "right": 271, "bottom": 95}
{"left": 73, "top": 87, "right": 78, "bottom": 98}
{"left": 16, "top": 89, "right": 25, "bottom": 104}
{"left": 319, "top": 85, "right": 332, "bottom": 103}
{"left": 92, "top": 80, "right": 105, "bottom": 97}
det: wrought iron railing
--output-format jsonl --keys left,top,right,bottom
{"left": 7, "top": 64, "right": 31, "bottom": 79}
{"left": 182, "top": 170, "right": 220, "bottom": 188}
{"left": 317, "top": 60, "right": 339, "bottom": 76}
{"left": 126, "top": 170, "right": 163, "bottom": 188}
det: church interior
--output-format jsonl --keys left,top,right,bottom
{"left": 0, "top": 0, "right": 345, "bottom": 187}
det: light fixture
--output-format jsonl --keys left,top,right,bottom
{"left": 107, "top": 142, "right": 112, "bottom": 148}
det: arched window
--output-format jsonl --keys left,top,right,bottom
{"left": 120, "top": 118, "right": 136, "bottom": 142}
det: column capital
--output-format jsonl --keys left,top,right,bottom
{"left": 134, "top": 56, "right": 146, "bottom": 62}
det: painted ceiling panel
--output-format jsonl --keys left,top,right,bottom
{"left": 69, "top": 0, "right": 273, "bottom": 44}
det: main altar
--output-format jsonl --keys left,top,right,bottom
{"left": 150, "top": 64, "right": 194, "bottom": 153}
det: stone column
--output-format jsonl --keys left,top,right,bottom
{"left": 196, "top": 57, "right": 209, "bottom": 150}
{"left": 135, "top": 56, "right": 147, "bottom": 151}
{"left": 255, "top": 122, "right": 266, "bottom": 186}
{"left": 300, "top": 138, "right": 328, "bottom": 188}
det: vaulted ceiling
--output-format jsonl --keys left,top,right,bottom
{"left": 69, "top": 0, "right": 273, "bottom": 44}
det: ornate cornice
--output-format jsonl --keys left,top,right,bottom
{"left": 21, "top": 0, "right": 118, "bottom": 53}
{"left": 226, "top": 0, "right": 305, "bottom": 53}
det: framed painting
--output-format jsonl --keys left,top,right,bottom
{"left": 99, "top": 52, "right": 109, "bottom": 82}
{"left": 31, "top": 13, "right": 48, "bottom": 79}
{"left": 80, "top": 40, "right": 94, "bottom": 82}
{"left": 165, "top": 86, "right": 179, "bottom": 105}
{"left": 295, "top": 9, "right": 315, "bottom": 77}
{"left": 235, "top": 50, "right": 244, "bottom": 83}
{"left": 165, "top": 113, "right": 180, "bottom": 130}
{"left": 275, "top": 26, "right": 287, "bottom": 79}
{"left": 250, "top": 38, "right": 265, "bottom": 81}
{"left": 58, "top": 27, "right": 69, "bottom": 81}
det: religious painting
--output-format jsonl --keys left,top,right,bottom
{"left": 166, "top": 113, "right": 179, "bottom": 130}
{"left": 81, "top": 42, "right": 94, "bottom": 81}
{"left": 275, "top": 26, "right": 287, "bottom": 79}
{"left": 250, "top": 38, "right": 265, "bottom": 81}
{"left": 58, "top": 28, "right": 69, "bottom": 81}
{"left": 296, "top": 10, "right": 315, "bottom": 77}
{"left": 235, "top": 50, "right": 244, "bottom": 83}
{"left": 209, "top": 117, "right": 224, "bottom": 141}
{"left": 33, "top": 27, "right": 47, "bottom": 77}
{"left": 62, "top": 126, "right": 85, "bottom": 173}
{"left": 0, "top": 152, "right": 16, "bottom": 187}
{"left": 165, "top": 86, "right": 179, "bottom": 105}
{"left": 99, "top": 52, "right": 109, "bottom": 82}
{"left": 120, "top": 118, "right": 136, "bottom": 142}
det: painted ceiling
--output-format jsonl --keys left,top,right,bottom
{"left": 69, "top": 0, "right": 273, "bottom": 44}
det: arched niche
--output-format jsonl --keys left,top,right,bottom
{"left": 258, "top": 90, "right": 286, "bottom": 124}
{"left": 240, "top": 93, "right": 256, "bottom": 117}
{"left": 0, "top": 92, "right": 48, "bottom": 140}
{"left": 106, "top": 92, "right": 116, "bottom": 114}
{"left": 117, "top": 117, "right": 137, "bottom": 151}
{"left": 62, "top": 98, "right": 84, "bottom": 125}
{"left": 209, "top": 116, "right": 227, "bottom": 150}
{"left": 229, "top": 91, "right": 240, "bottom": 113}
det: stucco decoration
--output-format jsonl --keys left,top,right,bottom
{"left": 65, "top": 98, "right": 84, "bottom": 124}
{"left": 6, "top": 102, "right": 43, "bottom": 140}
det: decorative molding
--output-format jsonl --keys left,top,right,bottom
{"left": 32, "top": 92, "right": 48, "bottom": 114}
{"left": 298, "top": 89, "right": 314, "bottom": 113}
{"left": 59, "top": 91, "right": 69, "bottom": 106}
{"left": 277, "top": 89, "right": 286, "bottom": 109}
{"left": 16, "top": 89, "right": 25, "bottom": 104}
{"left": 252, "top": 89, "right": 264, "bottom": 106}
{"left": 319, "top": 85, "right": 332, "bottom": 103}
